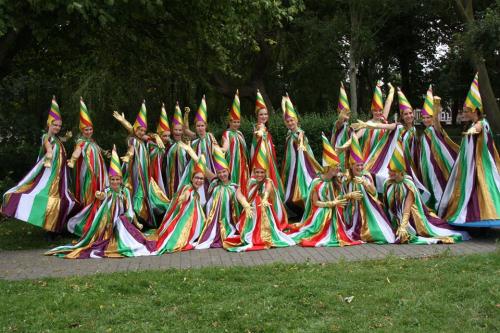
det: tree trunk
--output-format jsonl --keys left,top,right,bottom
{"left": 454, "top": 0, "right": 500, "bottom": 133}
{"left": 348, "top": 3, "right": 360, "bottom": 118}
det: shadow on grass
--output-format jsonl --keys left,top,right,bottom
{"left": 0, "top": 217, "right": 75, "bottom": 251}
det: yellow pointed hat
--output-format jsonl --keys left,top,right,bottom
{"left": 133, "top": 100, "right": 147, "bottom": 130}
{"left": 157, "top": 103, "right": 170, "bottom": 134}
{"left": 79, "top": 97, "right": 93, "bottom": 130}
{"left": 47, "top": 96, "right": 62, "bottom": 126}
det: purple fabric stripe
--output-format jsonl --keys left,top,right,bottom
{"left": 119, "top": 216, "right": 156, "bottom": 252}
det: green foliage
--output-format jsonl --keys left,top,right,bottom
{"left": 207, "top": 111, "right": 338, "bottom": 166}
{"left": 0, "top": 253, "right": 498, "bottom": 331}
{"left": 0, "top": 0, "right": 499, "bottom": 187}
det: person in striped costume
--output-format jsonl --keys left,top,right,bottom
{"left": 346, "top": 81, "right": 400, "bottom": 193}
{"left": 250, "top": 90, "right": 285, "bottom": 200}
{"left": 2, "top": 97, "right": 75, "bottom": 236}
{"left": 227, "top": 141, "right": 295, "bottom": 252}
{"left": 181, "top": 95, "right": 219, "bottom": 203}
{"left": 438, "top": 73, "right": 500, "bottom": 227}
{"left": 113, "top": 101, "right": 168, "bottom": 229}
{"left": 164, "top": 102, "right": 190, "bottom": 199}
{"left": 288, "top": 133, "right": 363, "bottom": 247}
{"left": 46, "top": 145, "right": 156, "bottom": 258}
{"left": 280, "top": 93, "right": 321, "bottom": 217}
{"left": 220, "top": 90, "right": 250, "bottom": 196}
{"left": 155, "top": 155, "right": 209, "bottom": 254}
{"left": 383, "top": 141, "right": 467, "bottom": 244}
{"left": 419, "top": 86, "right": 459, "bottom": 211}
{"left": 343, "top": 134, "right": 396, "bottom": 244}
{"left": 148, "top": 103, "right": 171, "bottom": 195}
{"left": 196, "top": 146, "right": 241, "bottom": 250}
{"left": 66, "top": 97, "right": 109, "bottom": 237}
{"left": 331, "top": 82, "right": 352, "bottom": 173}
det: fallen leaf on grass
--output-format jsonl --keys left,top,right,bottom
{"left": 343, "top": 296, "right": 354, "bottom": 303}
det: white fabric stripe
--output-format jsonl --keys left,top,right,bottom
{"left": 16, "top": 163, "right": 53, "bottom": 221}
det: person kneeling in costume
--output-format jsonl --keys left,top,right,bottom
{"left": 343, "top": 134, "right": 396, "bottom": 244}
{"left": 46, "top": 146, "right": 156, "bottom": 258}
{"left": 196, "top": 147, "right": 241, "bottom": 249}
{"left": 288, "top": 133, "right": 362, "bottom": 247}
{"left": 155, "top": 154, "right": 211, "bottom": 254}
{"left": 227, "top": 142, "right": 295, "bottom": 252}
{"left": 383, "top": 141, "right": 468, "bottom": 244}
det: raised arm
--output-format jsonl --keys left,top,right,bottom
{"left": 113, "top": 111, "right": 133, "bottom": 134}
{"left": 183, "top": 107, "right": 197, "bottom": 139}
{"left": 382, "top": 83, "right": 395, "bottom": 120}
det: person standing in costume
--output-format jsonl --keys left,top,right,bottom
{"left": 383, "top": 141, "right": 467, "bottom": 244}
{"left": 164, "top": 102, "right": 190, "bottom": 198}
{"left": 419, "top": 86, "right": 459, "bottom": 211}
{"left": 250, "top": 90, "right": 285, "bottom": 200}
{"left": 343, "top": 134, "right": 396, "bottom": 244}
{"left": 227, "top": 142, "right": 295, "bottom": 252}
{"left": 46, "top": 145, "right": 156, "bottom": 258}
{"left": 155, "top": 155, "right": 209, "bottom": 254}
{"left": 220, "top": 90, "right": 250, "bottom": 196}
{"left": 67, "top": 97, "right": 108, "bottom": 206}
{"left": 395, "top": 88, "right": 431, "bottom": 204}
{"left": 438, "top": 73, "right": 500, "bottom": 227}
{"left": 112, "top": 101, "right": 168, "bottom": 229}
{"left": 2, "top": 97, "right": 75, "bottom": 234}
{"left": 196, "top": 146, "right": 240, "bottom": 250}
{"left": 288, "top": 133, "right": 363, "bottom": 247}
{"left": 331, "top": 82, "right": 352, "bottom": 172}
{"left": 148, "top": 103, "right": 171, "bottom": 195}
{"left": 280, "top": 93, "right": 321, "bottom": 216}
{"left": 180, "top": 95, "right": 219, "bottom": 201}
{"left": 66, "top": 97, "right": 109, "bottom": 236}
{"left": 349, "top": 81, "right": 399, "bottom": 192}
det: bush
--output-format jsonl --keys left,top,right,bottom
{"left": 209, "top": 112, "right": 338, "bottom": 166}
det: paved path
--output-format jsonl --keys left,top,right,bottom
{"left": 0, "top": 238, "right": 497, "bottom": 281}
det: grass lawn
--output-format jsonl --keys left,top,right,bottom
{"left": 0, "top": 217, "right": 75, "bottom": 251}
{"left": 0, "top": 252, "right": 498, "bottom": 332}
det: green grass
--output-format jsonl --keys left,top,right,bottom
{"left": 0, "top": 217, "right": 75, "bottom": 251}
{"left": 0, "top": 253, "right": 498, "bottom": 332}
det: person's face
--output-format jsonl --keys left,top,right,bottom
{"left": 229, "top": 119, "right": 240, "bottom": 130}
{"left": 109, "top": 176, "right": 122, "bottom": 190}
{"left": 217, "top": 168, "right": 229, "bottom": 182}
{"left": 323, "top": 166, "right": 339, "bottom": 179}
{"left": 254, "top": 168, "right": 266, "bottom": 182}
{"left": 462, "top": 107, "right": 476, "bottom": 121}
{"left": 257, "top": 109, "right": 268, "bottom": 125}
{"left": 172, "top": 124, "right": 183, "bottom": 141}
{"left": 285, "top": 117, "right": 298, "bottom": 131}
{"left": 371, "top": 109, "right": 383, "bottom": 120}
{"left": 135, "top": 126, "right": 146, "bottom": 138}
{"left": 196, "top": 121, "right": 207, "bottom": 136}
{"left": 160, "top": 131, "right": 170, "bottom": 144}
{"left": 352, "top": 162, "right": 364, "bottom": 176}
{"left": 402, "top": 109, "right": 414, "bottom": 126}
{"left": 389, "top": 170, "right": 404, "bottom": 182}
{"left": 49, "top": 120, "right": 62, "bottom": 135}
{"left": 422, "top": 115, "right": 433, "bottom": 127}
{"left": 82, "top": 126, "right": 93, "bottom": 138}
{"left": 192, "top": 172, "right": 205, "bottom": 189}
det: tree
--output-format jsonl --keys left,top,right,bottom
{"left": 453, "top": 0, "right": 500, "bottom": 132}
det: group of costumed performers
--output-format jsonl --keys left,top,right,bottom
{"left": 1, "top": 72, "right": 497, "bottom": 259}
